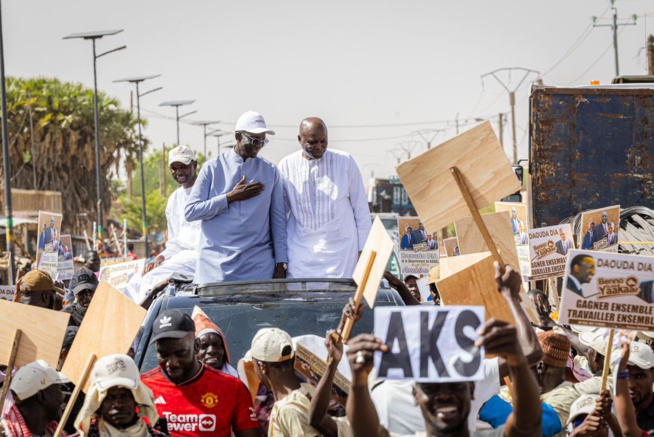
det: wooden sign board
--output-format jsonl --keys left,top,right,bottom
{"left": 62, "top": 281, "right": 146, "bottom": 391}
{"left": 437, "top": 254, "right": 515, "bottom": 324}
{"left": 353, "top": 216, "right": 395, "bottom": 308}
{"left": 396, "top": 122, "right": 520, "bottom": 233}
{"left": 0, "top": 299, "right": 70, "bottom": 368}
{"left": 455, "top": 211, "right": 519, "bottom": 269}
{"left": 440, "top": 252, "right": 491, "bottom": 280}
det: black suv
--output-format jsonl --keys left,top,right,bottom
{"left": 134, "top": 278, "right": 404, "bottom": 372}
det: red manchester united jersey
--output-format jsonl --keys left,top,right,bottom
{"left": 141, "top": 364, "right": 259, "bottom": 436}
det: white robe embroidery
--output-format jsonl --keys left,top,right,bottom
{"left": 279, "top": 149, "right": 371, "bottom": 278}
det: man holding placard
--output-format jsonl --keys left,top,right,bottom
{"left": 345, "top": 315, "right": 541, "bottom": 436}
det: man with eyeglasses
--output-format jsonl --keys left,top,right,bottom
{"left": 278, "top": 117, "right": 371, "bottom": 278}
{"left": 185, "top": 110, "right": 287, "bottom": 283}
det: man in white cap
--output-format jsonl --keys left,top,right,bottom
{"left": 75, "top": 354, "right": 164, "bottom": 436}
{"left": 126, "top": 145, "right": 201, "bottom": 303}
{"left": 278, "top": 117, "right": 370, "bottom": 278}
{"left": 185, "top": 110, "right": 287, "bottom": 283}
{"left": 248, "top": 327, "right": 323, "bottom": 436}
{"left": 0, "top": 360, "right": 69, "bottom": 436}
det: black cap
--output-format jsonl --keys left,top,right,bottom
{"left": 150, "top": 309, "right": 195, "bottom": 344}
{"left": 71, "top": 268, "right": 99, "bottom": 295}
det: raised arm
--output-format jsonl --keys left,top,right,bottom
{"left": 309, "top": 330, "right": 344, "bottom": 437}
{"left": 383, "top": 271, "right": 420, "bottom": 306}
{"left": 345, "top": 334, "right": 389, "bottom": 437}
{"left": 495, "top": 263, "right": 543, "bottom": 379}
{"left": 478, "top": 318, "right": 541, "bottom": 437}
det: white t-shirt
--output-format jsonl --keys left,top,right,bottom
{"left": 371, "top": 358, "right": 501, "bottom": 434}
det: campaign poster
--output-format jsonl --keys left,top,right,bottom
{"left": 559, "top": 250, "right": 654, "bottom": 331}
{"left": 397, "top": 217, "right": 439, "bottom": 277}
{"left": 294, "top": 342, "right": 350, "bottom": 408}
{"left": 443, "top": 237, "right": 460, "bottom": 257}
{"left": 528, "top": 224, "right": 574, "bottom": 281}
{"left": 495, "top": 202, "right": 528, "bottom": 246}
{"left": 57, "top": 234, "right": 75, "bottom": 281}
{"left": 374, "top": 306, "right": 485, "bottom": 382}
{"left": 98, "top": 259, "right": 145, "bottom": 296}
{"left": 578, "top": 205, "right": 620, "bottom": 252}
{"left": 0, "top": 286, "right": 15, "bottom": 301}
{"left": 37, "top": 211, "right": 63, "bottom": 279}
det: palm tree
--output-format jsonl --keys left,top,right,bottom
{"left": 0, "top": 77, "right": 145, "bottom": 232}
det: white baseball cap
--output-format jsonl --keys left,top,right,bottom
{"left": 234, "top": 110, "right": 275, "bottom": 135}
{"left": 627, "top": 341, "right": 654, "bottom": 369}
{"left": 567, "top": 394, "right": 598, "bottom": 424}
{"left": 579, "top": 329, "right": 609, "bottom": 356}
{"left": 91, "top": 354, "right": 140, "bottom": 392}
{"left": 168, "top": 145, "right": 196, "bottom": 166}
{"left": 10, "top": 360, "right": 70, "bottom": 401}
{"left": 249, "top": 328, "right": 294, "bottom": 362}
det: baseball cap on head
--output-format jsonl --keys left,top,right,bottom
{"left": 627, "top": 341, "right": 654, "bottom": 369}
{"left": 91, "top": 354, "right": 140, "bottom": 392}
{"left": 168, "top": 145, "right": 196, "bottom": 166}
{"left": 249, "top": 328, "right": 294, "bottom": 362}
{"left": 234, "top": 110, "right": 275, "bottom": 135}
{"left": 567, "top": 394, "right": 598, "bottom": 424}
{"left": 579, "top": 329, "right": 609, "bottom": 356}
{"left": 20, "top": 269, "right": 54, "bottom": 292}
{"left": 150, "top": 309, "right": 195, "bottom": 344}
{"left": 10, "top": 360, "right": 70, "bottom": 401}
{"left": 71, "top": 267, "right": 99, "bottom": 295}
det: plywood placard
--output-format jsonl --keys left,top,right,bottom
{"left": 437, "top": 254, "right": 515, "bottom": 325}
{"left": 0, "top": 299, "right": 70, "bottom": 368}
{"left": 440, "top": 252, "right": 492, "bottom": 280}
{"left": 62, "top": 281, "right": 146, "bottom": 391}
{"left": 396, "top": 122, "right": 520, "bottom": 233}
{"left": 353, "top": 217, "right": 395, "bottom": 308}
{"left": 455, "top": 211, "right": 519, "bottom": 269}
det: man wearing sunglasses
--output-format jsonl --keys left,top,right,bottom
{"left": 185, "top": 110, "right": 288, "bottom": 283}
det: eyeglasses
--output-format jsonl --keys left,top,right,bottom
{"left": 241, "top": 132, "right": 269, "bottom": 148}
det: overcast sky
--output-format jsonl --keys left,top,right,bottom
{"left": 4, "top": 1, "right": 653, "bottom": 185}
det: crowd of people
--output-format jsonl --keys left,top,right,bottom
{"left": 2, "top": 110, "right": 654, "bottom": 437}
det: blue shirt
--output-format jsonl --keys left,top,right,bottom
{"left": 185, "top": 149, "right": 287, "bottom": 283}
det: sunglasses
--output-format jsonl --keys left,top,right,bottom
{"left": 241, "top": 132, "right": 269, "bottom": 148}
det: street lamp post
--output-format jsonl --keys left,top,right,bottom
{"left": 64, "top": 29, "right": 126, "bottom": 248}
{"left": 159, "top": 100, "right": 195, "bottom": 146}
{"left": 114, "top": 74, "right": 162, "bottom": 257}
{"left": 210, "top": 132, "right": 227, "bottom": 156}
{"left": 190, "top": 121, "right": 220, "bottom": 157}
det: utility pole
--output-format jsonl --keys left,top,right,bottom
{"left": 389, "top": 149, "right": 404, "bottom": 165}
{"left": 592, "top": 2, "right": 637, "bottom": 77}
{"left": 648, "top": 35, "right": 654, "bottom": 75}
{"left": 481, "top": 67, "right": 540, "bottom": 164}
{"left": 396, "top": 141, "right": 420, "bottom": 160}
{"left": 414, "top": 129, "right": 443, "bottom": 150}
{"left": 498, "top": 113, "right": 505, "bottom": 148}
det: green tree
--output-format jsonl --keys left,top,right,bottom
{"left": 119, "top": 190, "right": 168, "bottom": 235}
{"left": 1, "top": 77, "right": 144, "bottom": 231}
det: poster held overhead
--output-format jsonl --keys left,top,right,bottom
{"left": 373, "top": 306, "right": 485, "bottom": 382}
{"left": 558, "top": 250, "right": 654, "bottom": 331}
{"left": 36, "top": 211, "right": 64, "bottom": 279}
{"left": 396, "top": 122, "right": 520, "bottom": 235}
{"left": 578, "top": 205, "right": 621, "bottom": 252}
{"left": 528, "top": 225, "right": 574, "bottom": 281}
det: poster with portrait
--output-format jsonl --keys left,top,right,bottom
{"left": 559, "top": 250, "right": 654, "bottom": 330}
{"left": 528, "top": 225, "right": 574, "bottom": 281}
{"left": 36, "top": 211, "right": 63, "bottom": 279}
{"left": 98, "top": 259, "right": 145, "bottom": 297}
{"left": 397, "top": 217, "right": 439, "bottom": 277}
{"left": 57, "top": 234, "right": 75, "bottom": 281}
{"left": 578, "top": 205, "right": 620, "bottom": 252}
{"left": 495, "top": 202, "right": 528, "bottom": 246}
{"left": 443, "top": 237, "right": 460, "bottom": 257}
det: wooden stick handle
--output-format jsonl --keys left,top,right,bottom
{"left": 337, "top": 251, "right": 377, "bottom": 343}
{"left": 450, "top": 166, "right": 505, "bottom": 270}
{"left": 600, "top": 329, "right": 615, "bottom": 392}
{"left": 0, "top": 329, "right": 22, "bottom": 413}
{"left": 53, "top": 353, "right": 96, "bottom": 437}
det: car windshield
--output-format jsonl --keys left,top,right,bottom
{"left": 139, "top": 287, "right": 400, "bottom": 373}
